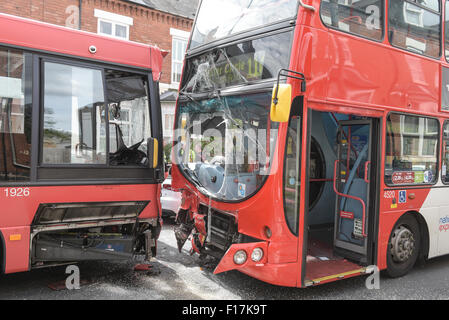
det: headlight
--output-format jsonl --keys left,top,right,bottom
{"left": 233, "top": 250, "right": 247, "bottom": 265}
{"left": 251, "top": 248, "right": 264, "bottom": 262}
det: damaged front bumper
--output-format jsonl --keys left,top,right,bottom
{"left": 213, "top": 241, "right": 268, "bottom": 274}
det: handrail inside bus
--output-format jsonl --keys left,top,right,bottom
{"left": 333, "top": 159, "right": 367, "bottom": 238}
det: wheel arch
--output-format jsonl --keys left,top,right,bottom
{"left": 400, "top": 210, "right": 430, "bottom": 262}
{"left": 385, "top": 210, "right": 426, "bottom": 278}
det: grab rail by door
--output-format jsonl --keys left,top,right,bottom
{"left": 333, "top": 160, "right": 367, "bottom": 238}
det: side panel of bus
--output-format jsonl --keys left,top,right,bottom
{"left": 0, "top": 184, "right": 160, "bottom": 273}
{"left": 0, "top": 23, "right": 164, "bottom": 273}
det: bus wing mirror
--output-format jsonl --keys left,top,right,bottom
{"left": 270, "top": 83, "right": 292, "bottom": 123}
{"left": 147, "top": 137, "right": 159, "bottom": 168}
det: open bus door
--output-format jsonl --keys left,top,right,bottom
{"left": 333, "top": 120, "right": 373, "bottom": 258}
{"left": 302, "top": 111, "right": 381, "bottom": 286}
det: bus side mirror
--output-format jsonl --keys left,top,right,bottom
{"left": 270, "top": 83, "right": 292, "bottom": 123}
{"left": 147, "top": 137, "right": 159, "bottom": 168}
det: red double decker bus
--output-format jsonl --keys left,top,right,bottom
{"left": 172, "top": 0, "right": 449, "bottom": 287}
{"left": 0, "top": 14, "right": 165, "bottom": 274}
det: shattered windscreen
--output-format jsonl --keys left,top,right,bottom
{"left": 190, "top": 0, "right": 298, "bottom": 49}
{"left": 173, "top": 31, "right": 293, "bottom": 201}
{"left": 181, "top": 31, "right": 293, "bottom": 94}
{"left": 173, "top": 92, "right": 279, "bottom": 201}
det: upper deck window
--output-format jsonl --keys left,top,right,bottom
{"left": 445, "top": 1, "right": 449, "bottom": 61}
{"left": 190, "top": 0, "right": 298, "bottom": 50}
{"left": 320, "top": 0, "right": 384, "bottom": 41}
{"left": 388, "top": 0, "right": 441, "bottom": 58}
{"left": 181, "top": 31, "right": 293, "bottom": 94}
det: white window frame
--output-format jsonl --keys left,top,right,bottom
{"left": 403, "top": 2, "right": 424, "bottom": 27}
{"left": 170, "top": 28, "right": 190, "bottom": 85}
{"left": 118, "top": 107, "right": 132, "bottom": 145}
{"left": 94, "top": 9, "right": 133, "bottom": 40}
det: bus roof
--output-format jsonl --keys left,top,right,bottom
{"left": 0, "top": 13, "right": 166, "bottom": 80}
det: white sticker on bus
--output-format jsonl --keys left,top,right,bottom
{"left": 4, "top": 187, "right": 30, "bottom": 197}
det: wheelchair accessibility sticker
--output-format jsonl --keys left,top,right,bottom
{"left": 398, "top": 190, "right": 407, "bottom": 204}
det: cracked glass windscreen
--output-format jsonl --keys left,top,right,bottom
{"left": 190, "top": 0, "right": 298, "bottom": 49}
{"left": 174, "top": 93, "right": 279, "bottom": 201}
{"left": 181, "top": 32, "right": 293, "bottom": 93}
{"left": 173, "top": 32, "right": 292, "bottom": 201}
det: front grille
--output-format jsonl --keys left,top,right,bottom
{"left": 198, "top": 205, "right": 238, "bottom": 251}
{"left": 209, "top": 209, "right": 237, "bottom": 251}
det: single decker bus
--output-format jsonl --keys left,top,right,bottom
{"left": 0, "top": 13, "right": 165, "bottom": 274}
{"left": 171, "top": 0, "right": 449, "bottom": 287}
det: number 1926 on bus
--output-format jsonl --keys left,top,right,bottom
{"left": 4, "top": 187, "right": 31, "bottom": 198}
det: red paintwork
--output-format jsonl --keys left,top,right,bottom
{"left": 0, "top": 13, "right": 164, "bottom": 80}
{"left": 1, "top": 184, "right": 160, "bottom": 273}
{"left": 0, "top": 14, "right": 164, "bottom": 274}
{"left": 1, "top": 226, "right": 30, "bottom": 274}
{"left": 173, "top": 0, "right": 448, "bottom": 287}
{"left": 213, "top": 242, "right": 268, "bottom": 274}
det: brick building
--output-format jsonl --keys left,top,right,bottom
{"left": 0, "top": 0, "right": 198, "bottom": 90}
{"left": 0, "top": 0, "right": 199, "bottom": 144}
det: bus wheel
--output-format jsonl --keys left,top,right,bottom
{"left": 386, "top": 215, "right": 420, "bottom": 278}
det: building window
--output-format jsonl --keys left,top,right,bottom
{"left": 172, "top": 38, "right": 187, "bottom": 83}
{"left": 165, "top": 114, "right": 174, "bottom": 132}
{"left": 170, "top": 28, "right": 190, "bottom": 84}
{"left": 94, "top": 9, "right": 133, "bottom": 40}
{"left": 404, "top": 2, "right": 424, "bottom": 27}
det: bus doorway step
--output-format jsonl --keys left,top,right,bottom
{"left": 305, "top": 238, "right": 366, "bottom": 286}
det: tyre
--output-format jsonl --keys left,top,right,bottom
{"left": 386, "top": 214, "right": 420, "bottom": 278}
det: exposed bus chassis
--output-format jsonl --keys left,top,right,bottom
{"left": 175, "top": 206, "right": 239, "bottom": 259}
{"left": 174, "top": 191, "right": 259, "bottom": 262}
{"left": 29, "top": 202, "right": 161, "bottom": 268}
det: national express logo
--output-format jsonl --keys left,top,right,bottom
{"left": 439, "top": 216, "right": 449, "bottom": 232}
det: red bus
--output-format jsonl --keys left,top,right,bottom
{"left": 0, "top": 14, "right": 165, "bottom": 274}
{"left": 171, "top": 0, "right": 449, "bottom": 287}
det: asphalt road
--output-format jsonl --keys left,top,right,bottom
{"left": 1, "top": 220, "right": 449, "bottom": 300}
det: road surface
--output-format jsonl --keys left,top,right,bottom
{"left": 1, "top": 220, "right": 449, "bottom": 300}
